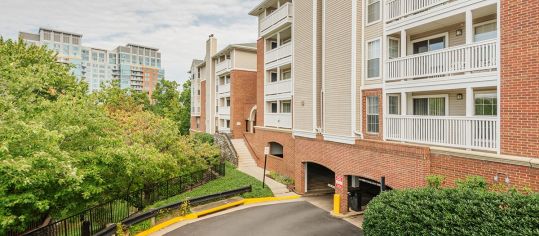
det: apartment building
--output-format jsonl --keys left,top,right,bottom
{"left": 189, "top": 35, "right": 258, "bottom": 138}
{"left": 19, "top": 28, "right": 165, "bottom": 94}
{"left": 192, "top": 0, "right": 538, "bottom": 213}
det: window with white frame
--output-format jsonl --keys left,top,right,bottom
{"left": 413, "top": 35, "right": 446, "bottom": 54}
{"left": 475, "top": 93, "right": 497, "bottom": 116}
{"left": 270, "top": 71, "right": 278, "bottom": 82}
{"left": 474, "top": 21, "right": 497, "bottom": 42}
{"left": 388, "top": 95, "right": 400, "bottom": 115}
{"left": 268, "top": 102, "right": 278, "bottom": 113}
{"left": 388, "top": 38, "right": 400, "bottom": 59}
{"left": 280, "top": 100, "right": 291, "bottom": 113}
{"left": 367, "top": 0, "right": 381, "bottom": 24}
{"left": 413, "top": 97, "right": 446, "bottom": 116}
{"left": 367, "top": 40, "right": 381, "bottom": 79}
{"left": 367, "top": 96, "right": 379, "bottom": 133}
{"left": 281, "top": 69, "right": 291, "bottom": 80}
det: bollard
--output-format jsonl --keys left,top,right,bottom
{"left": 333, "top": 194, "right": 340, "bottom": 215}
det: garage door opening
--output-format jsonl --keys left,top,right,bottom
{"left": 348, "top": 176, "right": 392, "bottom": 212}
{"left": 305, "top": 162, "right": 335, "bottom": 195}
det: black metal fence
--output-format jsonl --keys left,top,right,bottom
{"left": 20, "top": 163, "right": 225, "bottom": 236}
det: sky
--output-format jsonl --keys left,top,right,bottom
{"left": 0, "top": 0, "right": 260, "bottom": 85}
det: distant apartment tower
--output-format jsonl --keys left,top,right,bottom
{"left": 19, "top": 28, "right": 165, "bottom": 94}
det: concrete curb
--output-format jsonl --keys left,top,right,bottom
{"left": 136, "top": 195, "right": 300, "bottom": 236}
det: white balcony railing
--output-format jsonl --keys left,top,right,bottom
{"left": 215, "top": 59, "right": 231, "bottom": 75}
{"left": 385, "top": 0, "right": 451, "bottom": 23}
{"left": 260, "top": 2, "right": 293, "bottom": 36}
{"left": 265, "top": 43, "right": 292, "bottom": 67}
{"left": 218, "top": 83, "right": 230, "bottom": 94}
{"left": 385, "top": 115, "right": 498, "bottom": 151}
{"left": 265, "top": 79, "right": 292, "bottom": 95}
{"left": 218, "top": 106, "right": 230, "bottom": 115}
{"left": 386, "top": 40, "right": 497, "bottom": 81}
{"left": 265, "top": 113, "right": 292, "bottom": 129}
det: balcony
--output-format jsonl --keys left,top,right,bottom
{"left": 218, "top": 106, "right": 230, "bottom": 115}
{"left": 265, "top": 79, "right": 292, "bottom": 96}
{"left": 265, "top": 113, "right": 292, "bottom": 129}
{"left": 265, "top": 43, "right": 292, "bottom": 69}
{"left": 386, "top": 40, "right": 497, "bottom": 81}
{"left": 259, "top": 2, "right": 293, "bottom": 37}
{"left": 386, "top": 0, "right": 451, "bottom": 23}
{"left": 215, "top": 59, "right": 232, "bottom": 75}
{"left": 218, "top": 83, "right": 230, "bottom": 95}
{"left": 385, "top": 115, "right": 498, "bottom": 151}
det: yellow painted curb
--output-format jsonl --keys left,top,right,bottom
{"left": 136, "top": 195, "right": 300, "bottom": 236}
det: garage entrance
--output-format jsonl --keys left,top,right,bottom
{"left": 348, "top": 176, "right": 391, "bottom": 212}
{"left": 304, "top": 162, "right": 335, "bottom": 195}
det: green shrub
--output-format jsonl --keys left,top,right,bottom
{"left": 363, "top": 188, "right": 539, "bottom": 235}
{"left": 268, "top": 171, "right": 294, "bottom": 186}
{"left": 425, "top": 175, "right": 445, "bottom": 189}
{"left": 193, "top": 133, "right": 214, "bottom": 144}
{"left": 455, "top": 175, "right": 488, "bottom": 191}
{"left": 178, "top": 199, "right": 191, "bottom": 216}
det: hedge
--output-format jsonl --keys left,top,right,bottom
{"left": 363, "top": 188, "right": 539, "bottom": 235}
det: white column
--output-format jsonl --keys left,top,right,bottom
{"left": 400, "top": 30, "right": 407, "bottom": 57}
{"left": 466, "top": 87, "right": 474, "bottom": 116}
{"left": 400, "top": 92, "right": 407, "bottom": 115}
{"left": 465, "top": 10, "right": 474, "bottom": 44}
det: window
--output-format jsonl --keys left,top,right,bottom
{"left": 281, "top": 69, "right": 291, "bottom": 80}
{"left": 269, "top": 142, "right": 284, "bottom": 158}
{"left": 196, "top": 117, "right": 200, "bottom": 128}
{"left": 475, "top": 93, "right": 497, "bottom": 116}
{"left": 226, "top": 97, "right": 231, "bottom": 107}
{"left": 413, "top": 35, "right": 446, "bottom": 54}
{"left": 367, "top": 96, "right": 379, "bottom": 133}
{"left": 269, "top": 102, "right": 278, "bottom": 113}
{"left": 270, "top": 72, "right": 278, "bottom": 82}
{"left": 413, "top": 97, "right": 446, "bottom": 116}
{"left": 367, "top": 0, "right": 381, "bottom": 23}
{"left": 270, "top": 41, "right": 278, "bottom": 50}
{"left": 367, "top": 40, "right": 381, "bottom": 78}
{"left": 475, "top": 21, "right": 497, "bottom": 42}
{"left": 388, "top": 95, "right": 400, "bottom": 115}
{"left": 226, "top": 120, "right": 230, "bottom": 128}
{"left": 280, "top": 100, "right": 291, "bottom": 113}
{"left": 388, "top": 38, "right": 400, "bottom": 59}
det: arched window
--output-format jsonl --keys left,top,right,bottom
{"left": 268, "top": 142, "right": 284, "bottom": 158}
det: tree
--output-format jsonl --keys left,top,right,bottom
{"left": 151, "top": 79, "right": 191, "bottom": 135}
{"left": 178, "top": 80, "right": 192, "bottom": 135}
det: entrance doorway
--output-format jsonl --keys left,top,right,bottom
{"left": 305, "top": 162, "right": 335, "bottom": 194}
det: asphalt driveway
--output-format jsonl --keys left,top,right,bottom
{"left": 164, "top": 201, "right": 363, "bottom": 236}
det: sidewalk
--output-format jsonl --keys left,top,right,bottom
{"left": 230, "top": 139, "right": 296, "bottom": 197}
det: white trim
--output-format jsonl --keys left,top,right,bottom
{"left": 365, "top": 37, "right": 382, "bottom": 81}
{"left": 322, "top": 0, "right": 326, "bottom": 133}
{"left": 411, "top": 94, "right": 450, "bottom": 116}
{"left": 293, "top": 130, "right": 317, "bottom": 139}
{"left": 495, "top": 1, "right": 501, "bottom": 154}
{"left": 365, "top": 0, "right": 382, "bottom": 26}
{"left": 359, "top": 0, "right": 366, "bottom": 138}
{"left": 323, "top": 134, "right": 357, "bottom": 145}
{"left": 312, "top": 0, "right": 318, "bottom": 133}
{"left": 351, "top": 0, "right": 357, "bottom": 137}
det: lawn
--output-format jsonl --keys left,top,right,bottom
{"left": 148, "top": 162, "right": 274, "bottom": 209}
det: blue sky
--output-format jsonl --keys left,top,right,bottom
{"left": 0, "top": 0, "right": 260, "bottom": 85}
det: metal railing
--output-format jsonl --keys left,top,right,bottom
{"left": 21, "top": 163, "right": 225, "bottom": 236}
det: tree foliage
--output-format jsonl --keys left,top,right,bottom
{"left": 0, "top": 39, "right": 219, "bottom": 233}
{"left": 150, "top": 79, "right": 191, "bottom": 135}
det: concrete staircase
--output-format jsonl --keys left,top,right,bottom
{"left": 230, "top": 139, "right": 295, "bottom": 197}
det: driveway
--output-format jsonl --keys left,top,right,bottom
{"left": 164, "top": 201, "right": 363, "bottom": 236}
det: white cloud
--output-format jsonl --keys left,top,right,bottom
{"left": 0, "top": 0, "right": 260, "bottom": 84}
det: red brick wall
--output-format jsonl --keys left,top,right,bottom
{"left": 431, "top": 153, "right": 539, "bottom": 191}
{"left": 244, "top": 129, "right": 295, "bottom": 179}
{"left": 200, "top": 80, "right": 207, "bottom": 133}
{"left": 256, "top": 38, "right": 265, "bottom": 126}
{"left": 142, "top": 67, "right": 159, "bottom": 98}
{"left": 230, "top": 70, "right": 257, "bottom": 139}
{"left": 500, "top": 0, "right": 539, "bottom": 158}
{"left": 362, "top": 89, "right": 383, "bottom": 140}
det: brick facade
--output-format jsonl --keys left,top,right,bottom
{"left": 362, "top": 89, "right": 383, "bottom": 140}
{"left": 244, "top": 128, "right": 296, "bottom": 179}
{"left": 230, "top": 70, "right": 257, "bottom": 139}
{"left": 256, "top": 38, "right": 265, "bottom": 126}
{"left": 500, "top": 0, "right": 539, "bottom": 158}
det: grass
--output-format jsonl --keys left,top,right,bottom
{"left": 147, "top": 162, "right": 273, "bottom": 209}
{"left": 128, "top": 162, "right": 274, "bottom": 233}
{"left": 268, "top": 171, "right": 295, "bottom": 186}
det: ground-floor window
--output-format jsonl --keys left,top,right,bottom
{"left": 269, "top": 142, "right": 284, "bottom": 158}
{"left": 388, "top": 95, "right": 400, "bottom": 115}
{"left": 413, "top": 96, "right": 446, "bottom": 116}
{"left": 367, "top": 96, "right": 379, "bottom": 133}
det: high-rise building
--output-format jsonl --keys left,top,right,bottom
{"left": 19, "top": 28, "right": 165, "bottom": 94}
{"left": 192, "top": 0, "right": 539, "bottom": 214}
